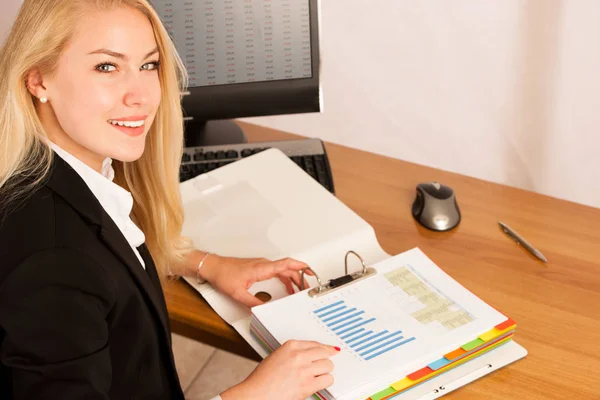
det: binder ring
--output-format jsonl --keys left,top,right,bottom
{"left": 345, "top": 250, "right": 367, "bottom": 276}
{"left": 300, "top": 267, "right": 324, "bottom": 292}
{"left": 300, "top": 251, "right": 377, "bottom": 297}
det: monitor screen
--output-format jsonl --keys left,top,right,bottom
{"left": 151, "top": 0, "right": 321, "bottom": 124}
{"left": 153, "top": 0, "right": 313, "bottom": 88}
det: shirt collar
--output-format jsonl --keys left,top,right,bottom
{"left": 48, "top": 141, "right": 114, "bottom": 181}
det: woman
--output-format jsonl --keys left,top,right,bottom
{"left": 0, "top": 1, "right": 338, "bottom": 399}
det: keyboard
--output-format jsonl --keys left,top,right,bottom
{"left": 179, "top": 138, "right": 335, "bottom": 194}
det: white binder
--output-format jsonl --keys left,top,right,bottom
{"left": 179, "top": 149, "right": 527, "bottom": 399}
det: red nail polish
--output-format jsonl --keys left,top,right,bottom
{"left": 334, "top": 346, "right": 341, "bottom": 351}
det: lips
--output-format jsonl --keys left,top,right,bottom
{"left": 106, "top": 115, "right": 149, "bottom": 137}
{"left": 108, "top": 115, "right": 148, "bottom": 121}
{"left": 108, "top": 119, "right": 146, "bottom": 137}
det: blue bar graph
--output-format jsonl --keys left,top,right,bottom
{"left": 338, "top": 318, "right": 377, "bottom": 335}
{"left": 332, "top": 317, "right": 363, "bottom": 332}
{"left": 327, "top": 310, "right": 364, "bottom": 327}
{"left": 313, "top": 300, "right": 344, "bottom": 314}
{"left": 347, "top": 330, "right": 373, "bottom": 344}
{"left": 340, "top": 327, "right": 365, "bottom": 340}
{"left": 355, "top": 331, "right": 404, "bottom": 352}
{"left": 318, "top": 305, "right": 347, "bottom": 318}
{"left": 350, "top": 330, "right": 389, "bottom": 348}
{"left": 323, "top": 308, "right": 356, "bottom": 323}
{"left": 313, "top": 300, "right": 416, "bottom": 361}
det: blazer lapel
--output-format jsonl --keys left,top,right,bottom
{"left": 137, "top": 243, "right": 172, "bottom": 345}
{"left": 45, "top": 154, "right": 170, "bottom": 341}
{"left": 99, "top": 220, "right": 170, "bottom": 341}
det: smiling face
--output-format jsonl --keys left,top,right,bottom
{"left": 33, "top": 5, "right": 162, "bottom": 171}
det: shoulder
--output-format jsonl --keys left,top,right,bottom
{"left": 0, "top": 185, "right": 103, "bottom": 286}
{"left": 0, "top": 185, "right": 56, "bottom": 266}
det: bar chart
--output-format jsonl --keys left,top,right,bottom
{"left": 313, "top": 300, "right": 416, "bottom": 361}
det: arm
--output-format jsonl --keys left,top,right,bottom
{"left": 0, "top": 248, "right": 115, "bottom": 399}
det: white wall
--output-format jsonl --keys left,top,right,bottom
{"left": 2, "top": 1, "right": 598, "bottom": 207}
{"left": 241, "top": 0, "right": 600, "bottom": 208}
{"left": 0, "top": 0, "right": 20, "bottom": 43}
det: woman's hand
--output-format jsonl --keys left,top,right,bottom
{"left": 199, "top": 254, "right": 313, "bottom": 308}
{"left": 221, "top": 340, "right": 340, "bottom": 400}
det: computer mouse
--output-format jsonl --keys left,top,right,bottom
{"left": 411, "top": 182, "right": 461, "bottom": 232}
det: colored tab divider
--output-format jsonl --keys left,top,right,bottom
{"left": 370, "top": 387, "right": 397, "bottom": 400}
{"left": 407, "top": 366, "right": 434, "bottom": 381}
{"left": 462, "top": 338, "right": 485, "bottom": 351}
{"left": 495, "top": 318, "right": 517, "bottom": 331}
{"left": 427, "top": 357, "right": 451, "bottom": 371}
{"left": 480, "top": 319, "right": 517, "bottom": 341}
{"left": 389, "top": 332, "right": 515, "bottom": 392}
{"left": 389, "top": 320, "right": 518, "bottom": 392}
{"left": 444, "top": 347, "right": 467, "bottom": 361}
{"left": 382, "top": 320, "right": 519, "bottom": 395}
{"left": 371, "top": 335, "right": 514, "bottom": 399}
{"left": 480, "top": 329, "right": 503, "bottom": 342}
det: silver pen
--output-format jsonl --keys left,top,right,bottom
{"left": 498, "top": 221, "right": 548, "bottom": 262}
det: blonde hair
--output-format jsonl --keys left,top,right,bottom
{"left": 0, "top": 0, "right": 193, "bottom": 281}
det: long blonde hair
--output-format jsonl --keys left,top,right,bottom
{"left": 0, "top": 0, "right": 193, "bottom": 281}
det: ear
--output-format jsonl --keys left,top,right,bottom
{"left": 25, "top": 69, "right": 49, "bottom": 101}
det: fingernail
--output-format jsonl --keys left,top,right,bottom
{"left": 334, "top": 346, "right": 341, "bottom": 351}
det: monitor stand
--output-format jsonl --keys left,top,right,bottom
{"left": 183, "top": 119, "right": 248, "bottom": 147}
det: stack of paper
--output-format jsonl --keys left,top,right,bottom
{"left": 250, "top": 249, "right": 519, "bottom": 400}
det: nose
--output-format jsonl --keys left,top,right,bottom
{"left": 123, "top": 74, "right": 150, "bottom": 107}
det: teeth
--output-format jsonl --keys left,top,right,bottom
{"left": 108, "top": 119, "right": 145, "bottom": 128}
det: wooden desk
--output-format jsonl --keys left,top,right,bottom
{"left": 165, "top": 122, "right": 600, "bottom": 399}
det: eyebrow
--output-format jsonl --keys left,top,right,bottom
{"left": 87, "top": 47, "right": 159, "bottom": 61}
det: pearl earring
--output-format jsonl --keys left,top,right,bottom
{"left": 40, "top": 97, "right": 48, "bottom": 104}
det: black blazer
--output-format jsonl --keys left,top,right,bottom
{"left": 0, "top": 154, "right": 185, "bottom": 399}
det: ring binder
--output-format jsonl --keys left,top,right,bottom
{"left": 300, "top": 250, "right": 377, "bottom": 297}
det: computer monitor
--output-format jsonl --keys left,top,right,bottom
{"left": 151, "top": 0, "right": 321, "bottom": 146}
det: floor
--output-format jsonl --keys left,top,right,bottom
{"left": 171, "top": 333, "right": 259, "bottom": 399}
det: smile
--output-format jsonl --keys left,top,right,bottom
{"left": 107, "top": 119, "right": 145, "bottom": 128}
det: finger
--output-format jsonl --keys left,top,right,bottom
{"left": 283, "top": 339, "right": 339, "bottom": 352}
{"left": 278, "top": 270, "right": 304, "bottom": 290}
{"left": 279, "top": 269, "right": 312, "bottom": 290}
{"left": 233, "top": 289, "right": 264, "bottom": 308}
{"left": 279, "top": 268, "right": 312, "bottom": 290}
{"left": 278, "top": 276, "right": 295, "bottom": 294}
{"left": 312, "top": 374, "right": 335, "bottom": 392}
{"left": 309, "top": 359, "right": 335, "bottom": 377}
{"left": 274, "top": 258, "right": 309, "bottom": 272}
{"left": 252, "top": 259, "right": 310, "bottom": 283}
{"left": 302, "top": 346, "right": 340, "bottom": 362}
